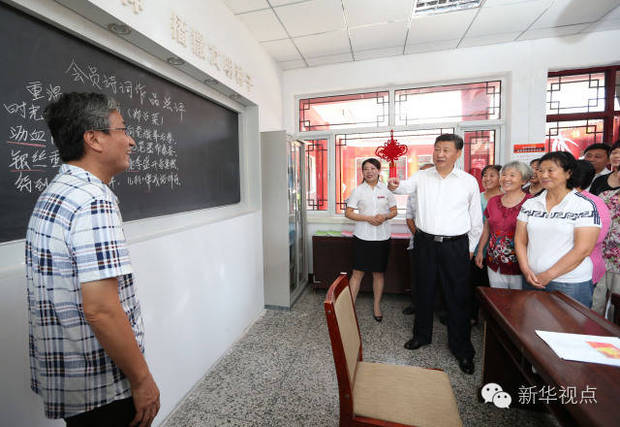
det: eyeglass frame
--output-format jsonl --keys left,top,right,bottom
{"left": 89, "top": 127, "right": 131, "bottom": 136}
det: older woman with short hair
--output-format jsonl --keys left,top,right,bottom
{"left": 515, "top": 152, "right": 601, "bottom": 307}
{"left": 476, "top": 161, "right": 532, "bottom": 289}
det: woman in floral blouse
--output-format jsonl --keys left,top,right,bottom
{"left": 476, "top": 161, "right": 532, "bottom": 289}
{"left": 592, "top": 188, "right": 620, "bottom": 317}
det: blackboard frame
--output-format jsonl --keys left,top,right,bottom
{"left": 1, "top": 2, "right": 244, "bottom": 243}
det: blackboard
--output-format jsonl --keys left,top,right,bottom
{"left": 0, "top": 3, "right": 240, "bottom": 242}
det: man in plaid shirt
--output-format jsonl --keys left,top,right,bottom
{"left": 25, "top": 92, "right": 160, "bottom": 426}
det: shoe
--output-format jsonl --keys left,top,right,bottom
{"left": 457, "top": 357, "right": 475, "bottom": 375}
{"left": 470, "top": 318, "right": 479, "bottom": 327}
{"left": 373, "top": 315, "right": 383, "bottom": 322}
{"left": 402, "top": 305, "right": 415, "bottom": 315}
{"left": 439, "top": 314, "right": 447, "bottom": 325}
{"left": 404, "top": 338, "right": 429, "bottom": 350}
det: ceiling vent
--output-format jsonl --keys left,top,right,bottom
{"left": 414, "top": 0, "right": 482, "bottom": 16}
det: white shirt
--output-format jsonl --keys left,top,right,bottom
{"left": 406, "top": 193, "right": 416, "bottom": 250}
{"left": 347, "top": 181, "right": 397, "bottom": 241}
{"left": 395, "top": 167, "right": 483, "bottom": 253}
{"left": 517, "top": 190, "right": 601, "bottom": 283}
{"left": 586, "top": 167, "right": 612, "bottom": 192}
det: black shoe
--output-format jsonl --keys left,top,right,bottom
{"left": 439, "top": 314, "right": 447, "bottom": 325}
{"left": 373, "top": 315, "right": 383, "bottom": 322}
{"left": 404, "top": 339, "right": 429, "bottom": 350}
{"left": 457, "top": 357, "right": 475, "bottom": 375}
{"left": 402, "top": 305, "right": 415, "bottom": 315}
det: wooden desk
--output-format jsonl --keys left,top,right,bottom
{"left": 477, "top": 288, "right": 620, "bottom": 427}
{"left": 312, "top": 234, "right": 410, "bottom": 294}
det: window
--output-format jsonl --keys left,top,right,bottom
{"left": 299, "top": 91, "right": 389, "bottom": 132}
{"left": 395, "top": 81, "right": 501, "bottom": 125}
{"left": 335, "top": 128, "right": 454, "bottom": 214}
{"left": 546, "top": 66, "right": 620, "bottom": 158}
{"left": 298, "top": 79, "right": 503, "bottom": 216}
{"left": 304, "top": 139, "right": 328, "bottom": 211}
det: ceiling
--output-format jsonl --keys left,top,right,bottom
{"left": 223, "top": 0, "right": 620, "bottom": 70}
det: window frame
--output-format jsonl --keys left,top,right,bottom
{"left": 546, "top": 65, "right": 620, "bottom": 149}
{"left": 295, "top": 76, "right": 506, "bottom": 220}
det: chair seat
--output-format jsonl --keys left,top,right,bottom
{"left": 353, "top": 361, "right": 462, "bottom": 427}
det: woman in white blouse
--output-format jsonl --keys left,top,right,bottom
{"left": 345, "top": 158, "right": 398, "bottom": 321}
{"left": 514, "top": 151, "right": 601, "bottom": 307}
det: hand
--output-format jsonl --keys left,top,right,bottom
{"left": 469, "top": 252, "right": 474, "bottom": 260}
{"left": 536, "top": 271, "right": 553, "bottom": 288}
{"left": 374, "top": 214, "right": 386, "bottom": 225}
{"left": 387, "top": 177, "right": 400, "bottom": 191}
{"left": 523, "top": 267, "right": 542, "bottom": 288}
{"left": 367, "top": 216, "right": 381, "bottom": 226}
{"left": 475, "top": 252, "right": 484, "bottom": 269}
{"left": 130, "top": 373, "right": 160, "bottom": 427}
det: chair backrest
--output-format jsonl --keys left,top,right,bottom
{"left": 324, "top": 273, "right": 363, "bottom": 417}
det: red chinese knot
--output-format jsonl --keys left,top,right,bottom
{"left": 375, "top": 130, "right": 407, "bottom": 177}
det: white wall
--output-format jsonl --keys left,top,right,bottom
{"left": 282, "top": 29, "right": 620, "bottom": 160}
{"left": 282, "top": 30, "right": 620, "bottom": 272}
{"left": 0, "top": 0, "right": 281, "bottom": 426}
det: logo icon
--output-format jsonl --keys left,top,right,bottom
{"left": 481, "top": 383, "right": 512, "bottom": 409}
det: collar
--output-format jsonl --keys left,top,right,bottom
{"left": 530, "top": 189, "right": 577, "bottom": 208}
{"left": 429, "top": 166, "right": 460, "bottom": 179}
{"left": 60, "top": 164, "right": 118, "bottom": 203}
{"left": 361, "top": 180, "right": 386, "bottom": 190}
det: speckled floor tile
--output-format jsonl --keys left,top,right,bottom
{"left": 162, "top": 286, "right": 562, "bottom": 427}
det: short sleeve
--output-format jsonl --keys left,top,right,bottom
{"left": 406, "top": 193, "right": 415, "bottom": 219}
{"left": 516, "top": 202, "right": 531, "bottom": 223}
{"left": 347, "top": 187, "right": 360, "bottom": 209}
{"left": 574, "top": 201, "right": 602, "bottom": 229}
{"left": 386, "top": 190, "right": 397, "bottom": 208}
{"left": 70, "top": 198, "right": 134, "bottom": 284}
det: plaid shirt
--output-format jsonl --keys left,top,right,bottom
{"left": 25, "top": 164, "right": 144, "bottom": 419}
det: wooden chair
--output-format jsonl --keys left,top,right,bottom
{"left": 324, "top": 273, "right": 462, "bottom": 427}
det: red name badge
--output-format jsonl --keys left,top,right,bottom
{"left": 377, "top": 196, "right": 385, "bottom": 199}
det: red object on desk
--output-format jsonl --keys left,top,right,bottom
{"left": 375, "top": 130, "right": 407, "bottom": 178}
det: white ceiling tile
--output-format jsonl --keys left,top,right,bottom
{"left": 483, "top": 0, "right": 552, "bottom": 7}
{"left": 261, "top": 39, "right": 302, "bottom": 61}
{"left": 405, "top": 39, "right": 459, "bottom": 54}
{"left": 237, "top": 9, "right": 288, "bottom": 41}
{"left": 407, "top": 9, "right": 477, "bottom": 45}
{"left": 270, "top": 0, "right": 314, "bottom": 6}
{"left": 275, "top": 0, "right": 345, "bottom": 37}
{"left": 582, "top": 18, "right": 620, "bottom": 32}
{"left": 306, "top": 52, "right": 354, "bottom": 67}
{"left": 354, "top": 46, "right": 403, "bottom": 60}
{"left": 532, "top": 0, "right": 620, "bottom": 29}
{"left": 459, "top": 32, "right": 521, "bottom": 48}
{"left": 349, "top": 22, "right": 408, "bottom": 51}
{"left": 517, "top": 23, "right": 589, "bottom": 40}
{"left": 278, "top": 58, "right": 307, "bottom": 70}
{"left": 343, "top": 0, "right": 413, "bottom": 27}
{"left": 467, "top": 2, "right": 549, "bottom": 36}
{"left": 223, "top": 0, "right": 269, "bottom": 14}
{"left": 294, "top": 30, "right": 351, "bottom": 57}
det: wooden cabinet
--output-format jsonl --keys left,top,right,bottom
{"left": 312, "top": 234, "right": 410, "bottom": 294}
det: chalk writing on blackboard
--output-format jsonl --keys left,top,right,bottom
{"left": 3, "top": 57, "right": 190, "bottom": 193}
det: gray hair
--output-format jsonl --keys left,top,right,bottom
{"left": 501, "top": 161, "right": 532, "bottom": 182}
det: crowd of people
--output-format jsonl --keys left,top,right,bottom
{"left": 345, "top": 135, "right": 620, "bottom": 375}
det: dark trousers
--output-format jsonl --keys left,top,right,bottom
{"left": 408, "top": 249, "right": 416, "bottom": 306}
{"left": 413, "top": 233, "right": 475, "bottom": 359}
{"left": 65, "top": 397, "right": 135, "bottom": 427}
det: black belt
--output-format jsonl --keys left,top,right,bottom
{"left": 416, "top": 229, "right": 468, "bottom": 243}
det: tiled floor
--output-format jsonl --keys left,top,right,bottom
{"left": 163, "top": 286, "right": 559, "bottom": 426}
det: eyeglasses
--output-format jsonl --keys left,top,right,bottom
{"left": 90, "top": 127, "right": 131, "bottom": 136}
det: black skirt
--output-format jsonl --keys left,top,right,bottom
{"left": 352, "top": 235, "right": 391, "bottom": 273}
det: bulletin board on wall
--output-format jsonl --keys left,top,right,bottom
{"left": 0, "top": 2, "right": 240, "bottom": 242}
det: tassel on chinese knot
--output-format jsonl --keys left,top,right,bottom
{"left": 375, "top": 130, "right": 407, "bottom": 178}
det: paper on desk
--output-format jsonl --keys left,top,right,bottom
{"left": 535, "top": 330, "right": 620, "bottom": 367}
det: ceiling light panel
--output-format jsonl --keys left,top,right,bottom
{"left": 414, "top": 0, "right": 482, "bottom": 16}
